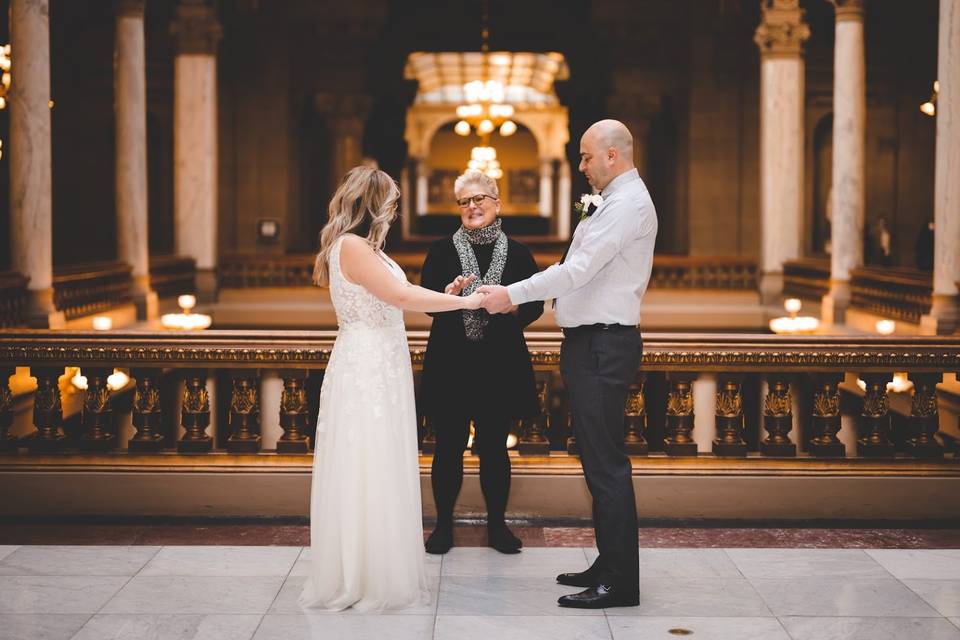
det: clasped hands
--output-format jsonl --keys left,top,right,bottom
{"left": 444, "top": 275, "right": 516, "bottom": 314}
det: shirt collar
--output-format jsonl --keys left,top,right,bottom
{"left": 600, "top": 168, "right": 640, "bottom": 198}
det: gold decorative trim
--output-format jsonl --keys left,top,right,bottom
{"left": 3, "top": 452, "right": 959, "bottom": 478}
{"left": 1, "top": 332, "right": 959, "bottom": 371}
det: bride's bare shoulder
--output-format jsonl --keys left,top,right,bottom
{"left": 340, "top": 233, "right": 373, "bottom": 255}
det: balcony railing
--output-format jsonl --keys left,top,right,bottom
{"left": 850, "top": 265, "right": 932, "bottom": 324}
{"left": 52, "top": 262, "right": 133, "bottom": 320}
{"left": 0, "top": 271, "right": 29, "bottom": 329}
{"left": 218, "top": 254, "right": 759, "bottom": 290}
{"left": 783, "top": 258, "right": 830, "bottom": 301}
{"left": 1, "top": 331, "right": 957, "bottom": 466}
{"left": 149, "top": 255, "right": 196, "bottom": 299}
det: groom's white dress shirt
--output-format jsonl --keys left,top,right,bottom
{"left": 506, "top": 168, "right": 657, "bottom": 328}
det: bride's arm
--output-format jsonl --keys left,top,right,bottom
{"left": 340, "top": 235, "right": 482, "bottom": 313}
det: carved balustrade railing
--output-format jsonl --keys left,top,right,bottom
{"left": 783, "top": 258, "right": 830, "bottom": 301}
{"left": 217, "top": 254, "right": 759, "bottom": 290}
{"left": 0, "top": 271, "right": 29, "bottom": 329}
{"left": 149, "top": 255, "right": 196, "bottom": 299}
{"left": 0, "top": 331, "right": 957, "bottom": 464}
{"left": 850, "top": 266, "right": 932, "bottom": 324}
{"left": 52, "top": 262, "right": 133, "bottom": 320}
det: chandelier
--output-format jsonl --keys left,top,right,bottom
{"left": 0, "top": 44, "right": 9, "bottom": 160}
{"left": 920, "top": 80, "right": 938, "bottom": 117}
{"left": 0, "top": 44, "right": 54, "bottom": 161}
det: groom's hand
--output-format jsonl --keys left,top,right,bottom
{"left": 477, "top": 285, "right": 513, "bottom": 313}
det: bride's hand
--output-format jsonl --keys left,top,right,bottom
{"left": 461, "top": 290, "right": 486, "bottom": 310}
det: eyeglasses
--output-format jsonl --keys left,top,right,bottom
{"left": 456, "top": 193, "right": 497, "bottom": 208}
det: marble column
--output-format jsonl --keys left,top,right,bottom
{"left": 115, "top": 0, "right": 157, "bottom": 320}
{"left": 538, "top": 158, "right": 554, "bottom": 218}
{"left": 754, "top": 0, "right": 810, "bottom": 305}
{"left": 171, "top": 0, "right": 221, "bottom": 303}
{"left": 922, "top": 0, "right": 960, "bottom": 334}
{"left": 822, "top": 0, "right": 866, "bottom": 325}
{"left": 557, "top": 161, "right": 571, "bottom": 239}
{"left": 9, "top": 0, "right": 62, "bottom": 328}
{"left": 415, "top": 159, "right": 428, "bottom": 215}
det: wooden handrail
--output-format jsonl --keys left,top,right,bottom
{"left": 1, "top": 330, "right": 957, "bottom": 372}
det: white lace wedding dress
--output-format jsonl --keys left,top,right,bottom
{"left": 299, "top": 235, "right": 431, "bottom": 611}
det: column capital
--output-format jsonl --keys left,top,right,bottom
{"left": 829, "top": 0, "right": 865, "bottom": 21}
{"left": 170, "top": 0, "right": 222, "bottom": 55}
{"left": 114, "top": 0, "right": 145, "bottom": 18}
{"left": 754, "top": 0, "right": 811, "bottom": 58}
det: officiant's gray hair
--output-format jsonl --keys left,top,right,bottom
{"left": 454, "top": 169, "right": 499, "bottom": 198}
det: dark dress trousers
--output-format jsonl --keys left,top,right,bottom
{"left": 420, "top": 236, "right": 544, "bottom": 526}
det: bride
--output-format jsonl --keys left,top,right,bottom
{"left": 299, "top": 166, "right": 485, "bottom": 611}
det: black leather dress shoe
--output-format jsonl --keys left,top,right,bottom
{"left": 424, "top": 527, "right": 453, "bottom": 554}
{"left": 556, "top": 569, "right": 598, "bottom": 587}
{"left": 557, "top": 584, "right": 639, "bottom": 609}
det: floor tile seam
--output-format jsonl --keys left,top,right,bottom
{"left": 602, "top": 608, "right": 616, "bottom": 640}
{"left": 891, "top": 573, "right": 959, "bottom": 618}
{"left": 59, "top": 613, "right": 96, "bottom": 640}
{"left": 737, "top": 573, "right": 787, "bottom": 620}
{"left": 262, "top": 545, "right": 300, "bottom": 621}
{"left": 949, "top": 617, "right": 960, "bottom": 631}
{"left": 129, "top": 545, "right": 164, "bottom": 579}
{"left": 79, "top": 571, "right": 139, "bottom": 632}
{"left": 246, "top": 613, "right": 268, "bottom": 640}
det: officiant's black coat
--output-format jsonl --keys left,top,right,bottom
{"left": 420, "top": 236, "right": 544, "bottom": 420}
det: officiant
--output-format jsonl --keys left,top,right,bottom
{"left": 420, "top": 169, "right": 544, "bottom": 555}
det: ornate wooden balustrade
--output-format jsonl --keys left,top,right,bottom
{"left": 0, "top": 331, "right": 957, "bottom": 467}
{"left": 783, "top": 258, "right": 830, "bottom": 301}
{"left": 52, "top": 262, "right": 134, "bottom": 320}
{"left": 149, "top": 255, "right": 197, "bottom": 299}
{"left": 0, "top": 271, "right": 29, "bottom": 329}
{"left": 850, "top": 266, "right": 933, "bottom": 324}
{"left": 217, "top": 254, "right": 759, "bottom": 290}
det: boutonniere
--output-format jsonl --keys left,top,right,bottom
{"left": 573, "top": 193, "right": 604, "bottom": 220}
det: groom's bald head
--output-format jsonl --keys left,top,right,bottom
{"left": 586, "top": 120, "right": 633, "bottom": 158}
{"left": 579, "top": 119, "right": 635, "bottom": 190}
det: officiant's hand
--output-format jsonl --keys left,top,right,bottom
{"left": 444, "top": 274, "right": 477, "bottom": 295}
{"left": 461, "top": 290, "right": 486, "bottom": 310}
{"left": 476, "top": 285, "right": 513, "bottom": 314}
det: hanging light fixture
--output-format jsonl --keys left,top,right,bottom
{"left": 0, "top": 44, "right": 54, "bottom": 161}
{"left": 920, "top": 80, "right": 938, "bottom": 117}
{"left": 450, "top": 0, "right": 518, "bottom": 179}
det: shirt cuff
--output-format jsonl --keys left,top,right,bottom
{"left": 506, "top": 282, "right": 527, "bottom": 306}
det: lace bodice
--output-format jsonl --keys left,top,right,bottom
{"left": 329, "top": 235, "right": 406, "bottom": 329}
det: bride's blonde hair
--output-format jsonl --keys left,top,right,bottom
{"left": 313, "top": 166, "right": 400, "bottom": 286}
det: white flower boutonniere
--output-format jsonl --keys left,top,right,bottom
{"left": 573, "top": 193, "right": 604, "bottom": 220}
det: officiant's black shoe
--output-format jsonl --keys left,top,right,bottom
{"left": 488, "top": 524, "right": 522, "bottom": 554}
{"left": 556, "top": 569, "right": 599, "bottom": 588}
{"left": 557, "top": 584, "right": 639, "bottom": 609}
{"left": 424, "top": 526, "right": 453, "bottom": 554}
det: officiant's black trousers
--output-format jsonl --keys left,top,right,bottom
{"left": 560, "top": 326, "right": 641, "bottom": 593}
{"left": 431, "top": 415, "right": 512, "bottom": 529}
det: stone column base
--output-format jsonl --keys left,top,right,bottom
{"left": 131, "top": 275, "right": 159, "bottom": 321}
{"left": 195, "top": 268, "right": 218, "bottom": 304}
{"left": 920, "top": 294, "right": 960, "bottom": 335}
{"left": 821, "top": 280, "right": 852, "bottom": 326}
{"left": 759, "top": 272, "right": 784, "bottom": 306}
{"left": 25, "top": 289, "right": 66, "bottom": 329}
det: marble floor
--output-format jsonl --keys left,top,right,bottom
{"left": 0, "top": 543, "right": 958, "bottom": 640}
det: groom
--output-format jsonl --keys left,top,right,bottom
{"left": 479, "top": 119, "right": 657, "bottom": 609}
